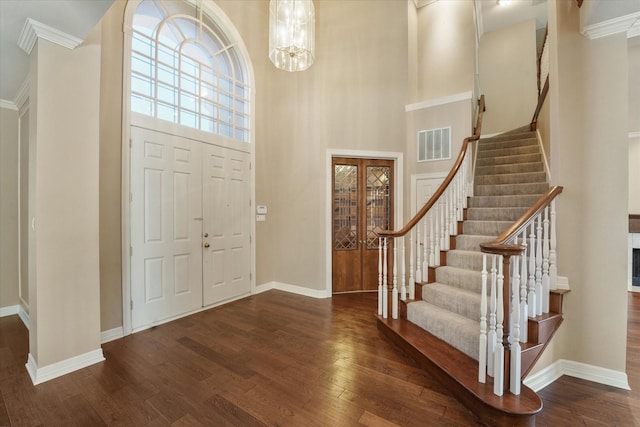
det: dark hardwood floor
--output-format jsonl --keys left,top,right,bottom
{"left": 0, "top": 290, "right": 638, "bottom": 426}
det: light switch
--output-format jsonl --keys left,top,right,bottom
{"left": 256, "top": 214, "right": 266, "bottom": 222}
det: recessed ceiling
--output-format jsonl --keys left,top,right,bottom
{"left": 479, "top": 0, "right": 549, "bottom": 34}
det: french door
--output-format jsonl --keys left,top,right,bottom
{"left": 332, "top": 157, "right": 394, "bottom": 293}
{"left": 130, "top": 126, "right": 251, "bottom": 330}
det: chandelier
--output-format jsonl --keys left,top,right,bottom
{"left": 268, "top": 0, "right": 315, "bottom": 72}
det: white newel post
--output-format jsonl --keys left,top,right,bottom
{"left": 520, "top": 231, "right": 529, "bottom": 343}
{"left": 401, "top": 237, "right": 407, "bottom": 302}
{"left": 479, "top": 254, "right": 488, "bottom": 383}
{"left": 392, "top": 239, "right": 398, "bottom": 319}
{"left": 542, "top": 206, "right": 550, "bottom": 313}
{"left": 378, "top": 238, "right": 383, "bottom": 316}
{"left": 528, "top": 223, "right": 536, "bottom": 317}
{"left": 510, "top": 254, "right": 522, "bottom": 395}
{"left": 494, "top": 255, "right": 505, "bottom": 397}
{"left": 383, "top": 238, "right": 388, "bottom": 319}
{"left": 487, "top": 255, "right": 497, "bottom": 377}
{"left": 409, "top": 230, "right": 415, "bottom": 300}
{"left": 549, "top": 200, "right": 558, "bottom": 289}
{"left": 535, "top": 214, "right": 543, "bottom": 316}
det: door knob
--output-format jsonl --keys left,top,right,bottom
{"left": 204, "top": 243, "right": 210, "bottom": 248}
{"left": 204, "top": 232, "right": 209, "bottom": 237}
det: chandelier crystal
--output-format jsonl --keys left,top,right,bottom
{"left": 269, "top": 0, "right": 315, "bottom": 72}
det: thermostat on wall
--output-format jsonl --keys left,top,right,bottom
{"left": 257, "top": 205, "right": 267, "bottom": 214}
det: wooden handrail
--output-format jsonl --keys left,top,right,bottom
{"left": 536, "top": 26, "right": 548, "bottom": 94}
{"left": 377, "top": 95, "right": 485, "bottom": 239}
{"left": 480, "top": 185, "right": 563, "bottom": 255}
{"left": 530, "top": 76, "right": 549, "bottom": 131}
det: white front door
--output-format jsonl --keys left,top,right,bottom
{"left": 130, "top": 126, "right": 204, "bottom": 330}
{"left": 202, "top": 144, "right": 251, "bottom": 305}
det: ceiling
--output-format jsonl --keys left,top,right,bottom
{"left": 0, "top": 0, "right": 114, "bottom": 103}
{"left": 0, "top": 0, "right": 638, "bottom": 104}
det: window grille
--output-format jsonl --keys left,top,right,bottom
{"left": 131, "top": 0, "right": 250, "bottom": 142}
{"left": 417, "top": 127, "right": 451, "bottom": 162}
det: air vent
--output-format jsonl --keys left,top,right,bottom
{"left": 417, "top": 127, "right": 451, "bottom": 162}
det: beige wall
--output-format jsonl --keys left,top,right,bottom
{"left": 479, "top": 19, "right": 538, "bottom": 135}
{"left": 99, "top": 1, "right": 125, "bottom": 333}
{"left": 628, "top": 37, "right": 640, "bottom": 133}
{"left": 416, "top": 0, "right": 475, "bottom": 101}
{"left": 0, "top": 107, "right": 19, "bottom": 310}
{"left": 30, "top": 34, "right": 102, "bottom": 366}
{"left": 540, "top": 0, "right": 629, "bottom": 375}
{"left": 631, "top": 137, "right": 640, "bottom": 214}
{"left": 19, "top": 104, "right": 30, "bottom": 308}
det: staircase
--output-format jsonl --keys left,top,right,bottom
{"left": 377, "top": 126, "right": 567, "bottom": 426}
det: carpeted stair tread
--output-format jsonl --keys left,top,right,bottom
{"left": 407, "top": 300, "right": 480, "bottom": 360}
{"left": 467, "top": 207, "right": 529, "bottom": 221}
{"left": 476, "top": 153, "right": 542, "bottom": 167}
{"left": 474, "top": 182, "right": 548, "bottom": 196}
{"left": 475, "top": 171, "right": 547, "bottom": 185}
{"left": 435, "top": 266, "right": 482, "bottom": 293}
{"left": 476, "top": 145, "right": 540, "bottom": 159}
{"left": 463, "top": 220, "right": 513, "bottom": 236}
{"left": 446, "top": 250, "right": 484, "bottom": 271}
{"left": 422, "top": 283, "right": 483, "bottom": 322}
{"left": 478, "top": 138, "right": 537, "bottom": 152}
{"left": 475, "top": 162, "right": 544, "bottom": 176}
{"left": 455, "top": 234, "right": 496, "bottom": 252}
{"left": 468, "top": 194, "right": 543, "bottom": 208}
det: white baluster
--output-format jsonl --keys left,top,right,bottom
{"left": 549, "top": 200, "right": 558, "bottom": 290}
{"left": 479, "top": 254, "right": 488, "bottom": 383}
{"left": 392, "top": 239, "right": 398, "bottom": 319}
{"left": 409, "top": 229, "right": 415, "bottom": 300}
{"left": 434, "top": 206, "right": 441, "bottom": 266}
{"left": 444, "top": 194, "right": 450, "bottom": 251}
{"left": 449, "top": 190, "right": 456, "bottom": 238}
{"left": 487, "top": 255, "right": 497, "bottom": 377}
{"left": 440, "top": 200, "right": 446, "bottom": 253}
{"left": 383, "top": 238, "right": 388, "bottom": 319}
{"left": 510, "top": 256, "right": 522, "bottom": 396}
{"left": 415, "top": 220, "right": 422, "bottom": 283}
{"left": 511, "top": 241, "right": 520, "bottom": 340}
{"left": 520, "top": 231, "right": 528, "bottom": 343}
{"left": 401, "top": 237, "right": 407, "bottom": 302}
{"left": 422, "top": 220, "right": 428, "bottom": 279}
{"left": 528, "top": 223, "right": 536, "bottom": 317}
{"left": 535, "top": 214, "right": 543, "bottom": 316}
{"left": 542, "top": 206, "right": 550, "bottom": 313}
{"left": 378, "top": 238, "right": 383, "bottom": 316}
{"left": 429, "top": 213, "right": 435, "bottom": 266}
{"left": 494, "top": 255, "right": 505, "bottom": 397}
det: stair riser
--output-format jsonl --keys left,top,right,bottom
{"left": 475, "top": 172, "right": 547, "bottom": 186}
{"left": 476, "top": 153, "right": 542, "bottom": 167}
{"left": 474, "top": 183, "right": 548, "bottom": 196}
{"left": 478, "top": 138, "right": 537, "bottom": 151}
{"left": 446, "top": 250, "right": 484, "bottom": 270}
{"left": 467, "top": 207, "right": 529, "bottom": 221}
{"left": 475, "top": 162, "right": 544, "bottom": 176}
{"left": 455, "top": 235, "right": 495, "bottom": 252}
{"left": 463, "top": 221, "right": 512, "bottom": 236}
{"left": 468, "top": 195, "right": 543, "bottom": 208}
{"left": 481, "top": 130, "right": 536, "bottom": 142}
{"left": 435, "top": 267, "right": 482, "bottom": 293}
{"left": 477, "top": 145, "right": 540, "bottom": 159}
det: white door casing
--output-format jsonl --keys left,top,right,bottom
{"left": 130, "top": 126, "right": 203, "bottom": 330}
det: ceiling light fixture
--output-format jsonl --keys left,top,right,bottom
{"left": 269, "top": 0, "right": 315, "bottom": 72}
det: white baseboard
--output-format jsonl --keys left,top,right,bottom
{"left": 18, "top": 305, "right": 29, "bottom": 329}
{"left": 524, "top": 359, "right": 631, "bottom": 392}
{"left": 100, "top": 326, "right": 124, "bottom": 344}
{"left": 26, "top": 348, "right": 105, "bottom": 385}
{"left": 0, "top": 305, "right": 19, "bottom": 317}
{"left": 255, "top": 281, "right": 331, "bottom": 299}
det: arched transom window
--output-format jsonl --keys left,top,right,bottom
{"left": 131, "top": 0, "right": 250, "bottom": 142}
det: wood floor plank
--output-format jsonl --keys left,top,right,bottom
{"left": 1, "top": 290, "right": 638, "bottom": 426}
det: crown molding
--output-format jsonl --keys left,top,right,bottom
{"left": 0, "top": 99, "right": 17, "bottom": 111}
{"left": 18, "top": 18, "right": 83, "bottom": 55}
{"left": 14, "top": 75, "right": 30, "bottom": 110}
{"left": 582, "top": 11, "right": 640, "bottom": 39}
